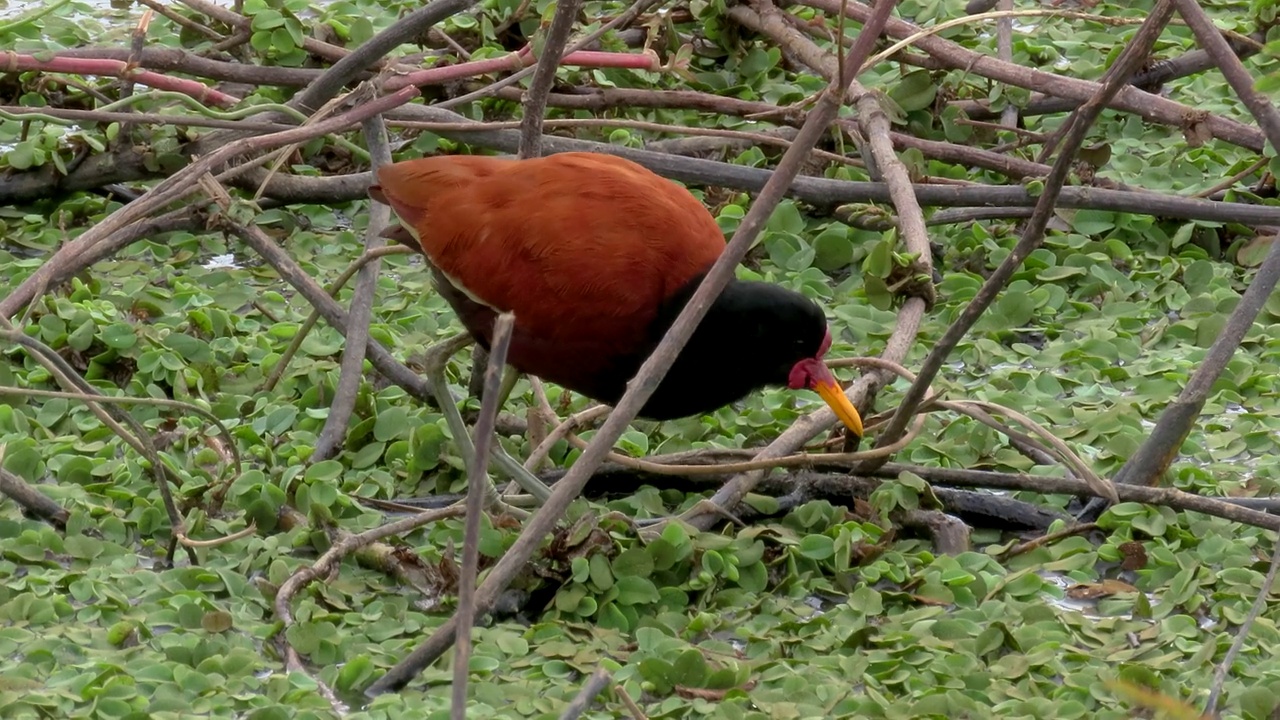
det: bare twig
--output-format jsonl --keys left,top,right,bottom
{"left": 8, "top": 102, "right": 1280, "bottom": 224}
{"left": 615, "top": 683, "right": 648, "bottom": 720}
{"left": 225, "top": 218, "right": 436, "bottom": 404}
{"left": 952, "top": 30, "right": 1266, "bottom": 121}
{"left": 1, "top": 329, "right": 195, "bottom": 562}
{"left": 859, "top": 464, "right": 1280, "bottom": 531}
{"left": 524, "top": 405, "right": 611, "bottom": 472}
{"left": 416, "top": 335, "right": 548, "bottom": 506}
{"left": 262, "top": 245, "right": 413, "bottom": 394}
{"left": 452, "top": 313, "right": 516, "bottom": 718}
{"left": 559, "top": 668, "right": 613, "bottom": 720}
{"left": 177, "top": 0, "right": 387, "bottom": 67}
{"left": 135, "top": 0, "right": 224, "bottom": 41}
{"left": 683, "top": 0, "right": 924, "bottom": 529}
{"left": 996, "top": 0, "right": 1017, "bottom": 128}
{"left": 0, "top": 386, "right": 242, "bottom": 489}
{"left": 1191, "top": 157, "right": 1270, "bottom": 199}
{"left": 312, "top": 116, "right": 394, "bottom": 461}
{"left": 1000, "top": 523, "right": 1100, "bottom": 560}
{"left": 272, "top": 504, "right": 467, "bottom": 706}
{"left": 0, "top": 466, "right": 69, "bottom": 529}
{"left": 387, "top": 104, "right": 1280, "bottom": 226}
{"left": 115, "top": 8, "right": 155, "bottom": 146}
{"left": 519, "top": 0, "right": 585, "bottom": 159}
{"left": 286, "top": 0, "right": 475, "bottom": 115}
{"left": 434, "top": 0, "right": 664, "bottom": 110}
{"left": 800, "top": 0, "right": 1266, "bottom": 153}
{"left": 1204, "top": 537, "right": 1280, "bottom": 716}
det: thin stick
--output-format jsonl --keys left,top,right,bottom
{"left": 312, "top": 116, "right": 394, "bottom": 461}
{"left": 435, "top": 0, "right": 663, "bottom": 110}
{"left": 285, "top": 0, "right": 474, "bottom": 115}
{"left": 262, "top": 245, "right": 412, "bottom": 394}
{"left": 452, "top": 313, "right": 516, "bottom": 718}
{"left": 518, "top": 0, "right": 584, "bottom": 159}
{"left": 999, "top": 523, "right": 1100, "bottom": 560}
{"left": 1204, "top": 537, "right": 1280, "bottom": 716}
{"left": 226, "top": 218, "right": 435, "bottom": 404}
{"left": 2, "top": 329, "right": 195, "bottom": 562}
{"left": 680, "top": 0, "right": 918, "bottom": 529}
{"left": 0, "top": 466, "right": 69, "bottom": 529}
{"left": 863, "top": 463, "right": 1280, "bottom": 531}
{"left": 273, "top": 505, "right": 467, "bottom": 650}
{"left": 558, "top": 668, "right": 613, "bottom": 720}
{"left": 615, "top": 684, "right": 648, "bottom": 719}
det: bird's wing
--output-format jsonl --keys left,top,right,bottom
{"left": 371, "top": 152, "right": 725, "bottom": 342}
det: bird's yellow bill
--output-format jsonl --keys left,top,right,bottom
{"left": 813, "top": 377, "right": 864, "bottom": 437}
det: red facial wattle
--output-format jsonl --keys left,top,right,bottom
{"left": 786, "top": 327, "right": 864, "bottom": 436}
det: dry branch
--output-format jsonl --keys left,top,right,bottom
{"left": 861, "top": 463, "right": 1280, "bottom": 531}
{"left": 312, "top": 116, "right": 394, "bottom": 462}
{"left": 952, "top": 31, "right": 1267, "bottom": 120}
{"left": 559, "top": 668, "right": 614, "bottom": 720}
{"left": 272, "top": 503, "right": 466, "bottom": 708}
{"left": 1171, "top": 0, "right": 1280, "bottom": 144}
{"left": 519, "top": 0, "right": 586, "bottom": 159}
{"left": 5, "top": 103, "right": 1280, "bottom": 226}
{"left": 388, "top": 105, "right": 1280, "bottom": 225}
{"left": 1, "top": 329, "right": 195, "bottom": 562}
{"left": 452, "top": 314, "right": 515, "bottom": 718}
{"left": 0, "top": 466, "right": 69, "bottom": 529}
{"left": 176, "top": 0, "right": 373, "bottom": 67}
{"left": 1073, "top": 0, "right": 1280, "bottom": 522}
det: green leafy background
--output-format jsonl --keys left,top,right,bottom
{"left": 2, "top": 0, "right": 1280, "bottom": 717}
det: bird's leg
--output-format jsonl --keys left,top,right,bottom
{"left": 422, "top": 336, "right": 518, "bottom": 515}
{"left": 422, "top": 336, "right": 553, "bottom": 505}
{"left": 483, "top": 365, "right": 558, "bottom": 502}
{"left": 497, "top": 365, "right": 521, "bottom": 409}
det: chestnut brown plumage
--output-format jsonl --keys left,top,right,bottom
{"left": 368, "top": 152, "right": 864, "bottom": 436}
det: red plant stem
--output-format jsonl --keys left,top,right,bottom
{"left": 2, "top": 53, "right": 240, "bottom": 107}
{"left": 384, "top": 45, "right": 659, "bottom": 90}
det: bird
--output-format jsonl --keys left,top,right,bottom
{"left": 368, "top": 151, "right": 864, "bottom": 443}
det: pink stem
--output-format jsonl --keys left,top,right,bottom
{"left": 3, "top": 53, "right": 240, "bottom": 107}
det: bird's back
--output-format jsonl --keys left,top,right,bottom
{"left": 371, "top": 152, "right": 727, "bottom": 399}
